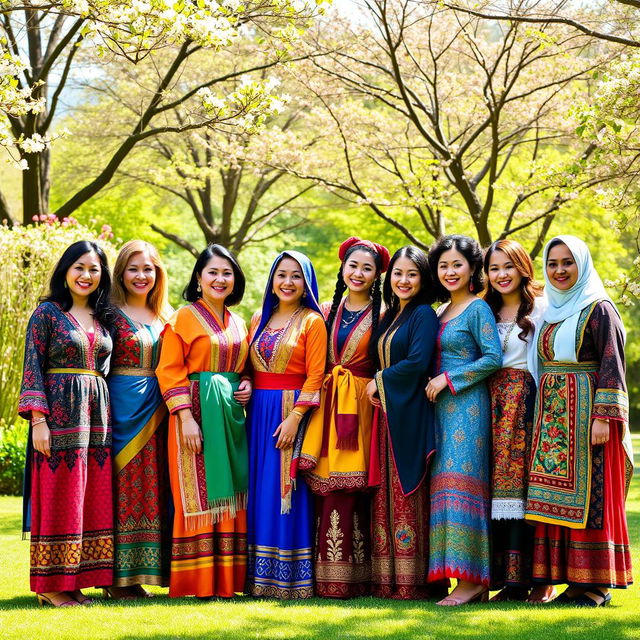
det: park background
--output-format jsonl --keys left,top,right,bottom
{"left": 1, "top": 1, "right": 639, "bottom": 638}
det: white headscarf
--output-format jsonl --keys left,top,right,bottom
{"left": 542, "top": 235, "right": 623, "bottom": 362}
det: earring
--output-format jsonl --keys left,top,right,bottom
{"left": 197, "top": 283, "right": 202, "bottom": 293}
{"left": 64, "top": 281, "right": 68, "bottom": 289}
{"left": 303, "top": 291, "right": 307, "bottom": 298}
{"left": 469, "top": 281, "right": 474, "bottom": 293}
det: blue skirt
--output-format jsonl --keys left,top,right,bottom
{"left": 246, "top": 388, "right": 314, "bottom": 599}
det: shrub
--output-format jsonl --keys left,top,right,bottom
{"left": 0, "top": 420, "right": 28, "bottom": 496}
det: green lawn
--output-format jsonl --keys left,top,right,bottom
{"left": 1, "top": 458, "right": 638, "bottom": 640}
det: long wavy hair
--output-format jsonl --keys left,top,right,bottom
{"left": 483, "top": 239, "right": 543, "bottom": 341}
{"left": 325, "top": 244, "right": 383, "bottom": 335}
{"left": 111, "top": 240, "right": 170, "bottom": 321}
{"left": 42, "top": 240, "right": 115, "bottom": 329}
{"left": 370, "top": 245, "right": 434, "bottom": 362}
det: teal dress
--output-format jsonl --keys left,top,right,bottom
{"left": 427, "top": 299, "right": 502, "bottom": 587}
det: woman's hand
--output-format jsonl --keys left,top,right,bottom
{"left": 425, "top": 373, "right": 448, "bottom": 402}
{"left": 591, "top": 418, "right": 610, "bottom": 446}
{"left": 366, "top": 379, "right": 380, "bottom": 407}
{"left": 273, "top": 412, "right": 301, "bottom": 449}
{"left": 179, "top": 411, "right": 202, "bottom": 454}
{"left": 233, "top": 379, "right": 252, "bottom": 406}
{"left": 32, "top": 420, "right": 51, "bottom": 457}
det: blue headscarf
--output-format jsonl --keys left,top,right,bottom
{"left": 252, "top": 250, "right": 322, "bottom": 343}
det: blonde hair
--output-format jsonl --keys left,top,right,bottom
{"left": 112, "top": 240, "right": 169, "bottom": 321}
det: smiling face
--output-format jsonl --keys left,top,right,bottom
{"left": 390, "top": 255, "right": 421, "bottom": 304}
{"left": 437, "top": 248, "right": 471, "bottom": 293}
{"left": 342, "top": 249, "right": 377, "bottom": 295}
{"left": 272, "top": 257, "right": 305, "bottom": 306}
{"left": 122, "top": 251, "right": 156, "bottom": 301}
{"left": 198, "top": 255, "right": 235, "bottom": 306}
{"left": 546, "top": 242, "right": 578, "bottom": 290}
{"left": 65, "top": 251, "right": 101, "bottom": 300}
{"left": 487, "top": 249, "right": 523, "bottom": 297}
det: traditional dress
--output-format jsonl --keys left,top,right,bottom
{"left": 20, "top": 301, "right": 114, "bottom": 593}
{"left": 525, "top": 236, "right": 633, "bottom": 589}
{"left": 488, "top": 297, "right": 544, "bottom": 590}
{"left": 300, "top": 300, "right": 374, "bottom": 598}
{"left": 368, "top": 303, "right": 438, "bottom": 599}
{"left": 156, "top": 299, "right": 249, "bottom": 598}
{"left": 108, "top": 309, "right": 171, "bottom": 587}
{"left": 428, "top": 299, "right": 502, "bottom": 588}
{"left": 246, "top": 250, "right": 327, "bottom": 599}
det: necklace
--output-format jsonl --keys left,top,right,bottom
{"left": 340, "top": 307, "right": 364, "bottom": 327}
{"left": 500, "top": 320, "right": 517, "bottom": 352}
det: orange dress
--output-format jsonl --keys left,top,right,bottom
{"left": 156, "top": 299, "right": 249, "bottom": 598}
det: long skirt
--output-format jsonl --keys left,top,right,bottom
{"left": 167, "top": 413, "right": 247, "bottom": 597}
{"left": 371, "top": 412, "right": 430, "bottom": 599}
{"left": 314, "top": 492, "right": 371, "bottom": 598}
{"left": 29, "top": 446, "right": 114, "bottom": 592}
{"left": 531, "top": 423, "right": 633, "bottom": 588}
{"left": 489, "top": 368, "right": 535, "bottom": 588}
{"left": 246, "top": 388, "right": 314, "bottom": 599}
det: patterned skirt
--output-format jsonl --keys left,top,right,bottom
{"left": 246, "top": 388, "right": 314, "bottom": 599}
{"left": 488, "top": 368, "right": 535, "bottom": 588}
{"left": 167, "top": 414, "right": 247, "bottom": 597}
{"left": 314, "top": 492, "right": 371, "bottom": 598}
{"left": 371, "top": 412, "right": 430, "bottom": 599}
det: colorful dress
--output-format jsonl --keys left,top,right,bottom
{"left": 19, "top": 301, "right": 114, "bottom": 593}
{"left": 300, "top": 300, "right": 374, "bottom": 598}
{"left": 428, "top": 299, "right": 502, "bottom": 588}
{"left": 108, "top": 309, "right": 171, "bottom": 587}
{"left": 488, "top": 298, "right": 543, "bottom": 589}
{"left": 156, "top": 300, "right": 249, "bottom": 598}
{"left": 369, "top": 304, "right": 438, "bottom": 599}
{"left": 247, "top": 306, "right": 327, "bottom": 599}
{"left": 525, "top": 300, "right": 633, "bottom": 588}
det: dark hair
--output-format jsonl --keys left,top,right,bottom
{"left": 370, "top": 245, "right": 434, "bottom": 362}
{"left": 42, "top": 240, "right": 115, "bottom": 328}
{"left": 428, "top": 234, "right": 485, "bottom": 303}
{"left": 326, "top": 244, "right": 383, "bottom": 335}
{"left": 483, "top": 239, "right": 544, "bottom": 341}
{"left": 546, "top": 238, "right": 566, "bottom": 255}
{"left": 183, "top": 244, "right": 245, "bottom": 306}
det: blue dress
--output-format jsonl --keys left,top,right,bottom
{"left": 428, "top": 299, "right": 502, "bottom": 587}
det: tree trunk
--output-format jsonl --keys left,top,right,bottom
{"left": 21, "top": 152, "right": 45, "bottom": 224}
{"left": 0, "top": 190, "right": 16, "bottom": 225}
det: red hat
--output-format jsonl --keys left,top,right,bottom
{"left": 338, "top": 237, "right": 391, "bottom": 273}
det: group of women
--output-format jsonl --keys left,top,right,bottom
{"left": 19, "top": 232, "right": 633, "bottom": 609}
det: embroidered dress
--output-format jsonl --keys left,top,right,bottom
{"left": 488, "top": 298, "right": 543, "bottom": 589}
{"left": 428, "top": 299, "right": 502, "bottom": 588}
{"left": 20, "top": 302, "right": 114, "bottom": 593}
{"left": 369, "top": 304, "right": 438, "bottom": 599}
{"left": 246, "top": 307, "right": 327, "bottom": 599}
{"left": 525, "top": 301, "right": 633, "bottom": 587}
{"left": 156, "top": 300, "right": 249, "bottom": 598}
{"left": 300, "top": 300, "right": 374, "bottom": 598}
{"left": 108, "top": 309, "right": 171, "bottom": 587}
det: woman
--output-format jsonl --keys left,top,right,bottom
{"left": 300, "top": 237, "right": 389, "bottom": 598}
{"left": 246, "top": 251, "right": 327, "bottom": 599}
{"left": 525, "top": 235, "right": 633, "bottom": 606}
{"left": 156, "top": 244, "right": 252, "bottom": 598}
{"left": 364, "top": 245, "right": 440, "bottom": 600}
{"left": 20, "top": 241, "right": 115, "bottom": 607}
{"left": 106, "top": 240, "right": 172, "bottom": 598}
{"left": 483, "top": 239, "right": 544, "bottom": 601}
{"left": 425, "top": 234, "right": 502, "bottom": 606}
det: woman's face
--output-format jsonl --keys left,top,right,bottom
{"left": 65, "top": 251, "right": 101, "bottom": 299}
{"left": 342, "top": 249, "right": 377, "bottom": 295}
{"left": 487, "top": 249, "right": 523, "bottom": 297}
{"left": 390, "top": 256, "right": 421, "bottom": 302}
{"left": 198, "top": 255, "right": 235, "bottom": 306}
{"left": 122, "top": 251, "right": 156, "bottom": 300}
{"left": 272, "top": 257, "right": 305, "bottom": 306}
{"left": 437, "top": 248, "right": 472, "bottom": 293}
{"left": 546, "top": 242, "right": 578, "bottom": 290}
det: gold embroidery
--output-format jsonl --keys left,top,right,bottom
{"left": 326, "top": 509, "right": 344, "bottom": 562}
{"left": 351, "top": 513, "right": 365, "bottom": 564}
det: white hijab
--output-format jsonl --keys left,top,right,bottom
{"left": 542, "top": 235, "right": 623, "bottom": 362}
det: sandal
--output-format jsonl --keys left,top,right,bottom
{"left": 103, "top": 587, "right": 137, "bottom": 600}
{"left": 437, "top": 588, "right": 489, "bottom": 606}
{"left": 70, "top": 590, "right": 94, "bottom": 606}
{"left": 37, "top": 592, "right": 80, "bottom": 607}
{"left": 526, "top": 586, "right": 557, "bottom": 604}
{"left": 572, "top": 588, "right": 612, "bottom": 607}
{"left": 490, "top": 587, "right": 530, "bottom": 602}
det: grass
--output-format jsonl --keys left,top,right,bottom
{"left": 1, "top": 440, "right": 639, "bottom": 640}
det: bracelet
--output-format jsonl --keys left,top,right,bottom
{"left": 31, "top": 417, "right": 47, "bottom": 425}
{"left": 291, "top": 409, "right": 305, "bottom": 419}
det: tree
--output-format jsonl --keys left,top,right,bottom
{"left": 0, "top": 0, "right": 321, "bottom": 225}
{"left": 276, "top": 0, "right": 632, "bottom": 255}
